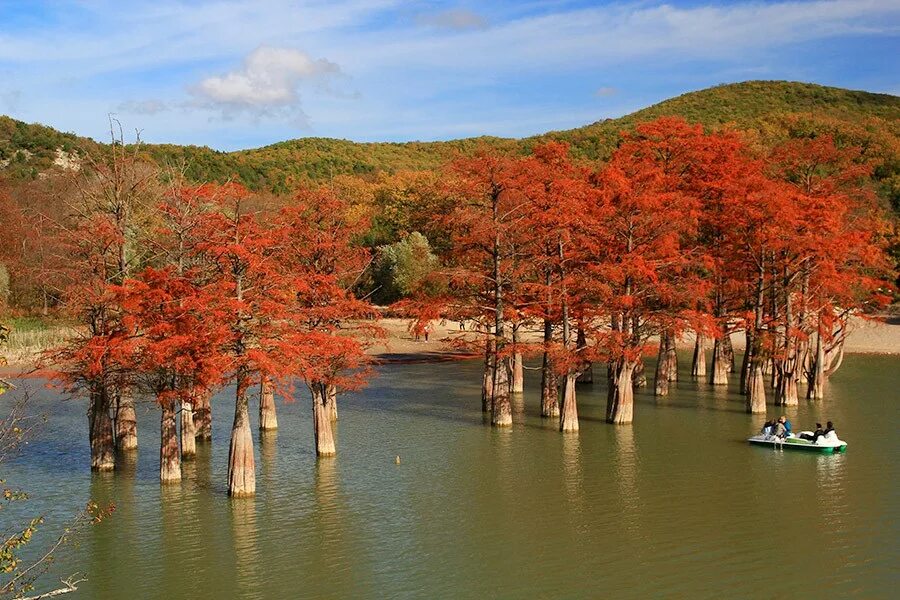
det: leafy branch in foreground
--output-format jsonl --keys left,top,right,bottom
{"left": 0, "top": 393, "right": 114, "bottom": 599}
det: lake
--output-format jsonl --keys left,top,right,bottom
{"left": 4, "top": 353, "right": 898, "bottom": 599}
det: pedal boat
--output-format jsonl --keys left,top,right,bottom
{"left": 748, "top": 432, "right": 847, "bottom": 454}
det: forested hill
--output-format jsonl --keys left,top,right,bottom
{"left": 1, "top": 81, "right": 898, "bottom": 192}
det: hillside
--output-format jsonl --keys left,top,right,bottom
{"left": 1, "top": 81, "right": 898, "bottom": 191}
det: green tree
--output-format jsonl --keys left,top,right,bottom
{"left": 371, "top": 232, "right": 441, "bottom": 304}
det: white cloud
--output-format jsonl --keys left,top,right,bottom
{"left": 190, "top": 46, "right": 341, "bottom": 120}
{"left": 594, "top": 87, "right": 618, "bottom": 98}
{"left": 415, "top": 9, "right": 488, "bottom": 31}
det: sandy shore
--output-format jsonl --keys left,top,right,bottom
{"left": 3, "top": 316, "right": 898, "bottom": 375}
{"left": 371, "top": 316, "right": 900, "bottom": 360}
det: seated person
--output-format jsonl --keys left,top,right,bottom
{"left": 772, "top": 419, "right": 787, "bottom": 439}
{"left": 801, "top": 423, "right": 824, "bottom": 442}
{"left": 823, "top": 421, "right": 837, "bottom": 441}
{"left": 761, "top": 419, "right": 774, "bottom": 436}
{"left": 782, "top": 416, "right": 792, "bottom": 436}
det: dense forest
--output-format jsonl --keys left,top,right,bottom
{"left": 3, "top": 81, "right": 898, "bottom": 200}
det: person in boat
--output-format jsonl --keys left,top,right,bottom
{"left": 781, "top": 416, "right": 792, "bottom": 436}
{"left": 801, "top": 423, "right": 824, "bottom": 442}
{"left": 772, "top": 418, "right": 787, "bottom": 440}
{"left": 760, "top": 419, "right": 772, "bottom": 435}
{"left": 821, "top": 421, "right": 836, "bottom": 442}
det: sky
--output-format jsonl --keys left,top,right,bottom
{"left": 0, "top": 0, "right": 898, "bottom": 151}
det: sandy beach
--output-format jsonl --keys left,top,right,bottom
{"left": 369, "top": 316, "right": 900, "bottom": 361}
{"left": 3, "top": 316, "right": 898, "bottom": 376}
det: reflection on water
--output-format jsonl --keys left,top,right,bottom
{"left": 612, "top": 426, "right": 640, "bottom": 537}
{"left": 3, "top": 353, "right": 898, "bottom": 599}
{"left": 561, "top": 434, "right": 583, "bottom": 514}
{"left": 230, "top": 500, "right": 261, "bottom": 600}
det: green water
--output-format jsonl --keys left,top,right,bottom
{"left": 4, "top": 353, "right": 898, "bottom": 599}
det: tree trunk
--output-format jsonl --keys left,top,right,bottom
{"left": 160, "top": 398, "right": 181, "bottom": 483}
{"left": 739, "top": 330, "right": 752, "bottom": 395}
{"left": 481, "top": 337, "right": 494, "bottom": 413}
{"left": 540, "top": 317, "right": 558, "bottom": 417}
{"left": 722, "top": 331, "right": 735, "bottom": 373}
{"left": 325, "top": 384, "right": 338, "bottom": 422}
{"left": 607, "top": 359, "right": 636, "bottom": 424}
{"left": 777, "top": 368, "right": 799, "bottom": 406}
{"left": 511, "top": 326, "right": 524, "bottom": 394}
{"left": 654, "top": 335, "right": 670, "bottom": 397}
{"left": 259, "top": 377, "right": 278, "bottom": 431}
{"left": 114, "top": 387, "right": 138, "bottom": 452}
{"left": 89, "top": 383, "right": 115, "bottom": 471}
{"left": 540, "top": 359, "right": 559, "bottom": 418}
{"left": 575, "top": 327, "right": 593, "bottom": 383}
{"left": 511, "top": 353, "right": 524, "bottom": 394}
{"left": 227, "top": 375, "right": 255, "bottom": 497}
{"left": 665, "top": 331, "right": 678, "bottom": 381}
{"left": 807, "top": 322, "right": 825, "bottom": 400}
{"left": 193, "top": 389, "right": 212, "bottom": 441}
{"left": 776, "top": 274, "right": 799, "bottom": 407}
{"left": 632, "top": 360, "right": 647, "bottom": 388}
{"left": 709, "top": 332, "right": 729, "bottom": 386}
{"left": 691, "top": 333, "right": 706, "bottom": 378}
{"left": 747, "top": 362, "right": 766, "bottom": 413}
{"left": 180, "top": 397, "right": 196, "bottom": 460}
{"left": 491, "top": 355, "right": 513, "bottom": 427}
{"left": 558, "top": 372, "right": 578, "bottom": 432}
{"left": 311, "top": 383, "right": 336, "bottom": 457}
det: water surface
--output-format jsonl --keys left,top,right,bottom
{"left": 5, "top": 353, "right": 898, "bottom": 599}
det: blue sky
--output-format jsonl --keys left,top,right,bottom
{"left": 0, "top": 0, "right": 897, "bottom": 150}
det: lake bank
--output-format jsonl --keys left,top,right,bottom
{"left": 2, "top": 315, "right": 899, "bottom": 374}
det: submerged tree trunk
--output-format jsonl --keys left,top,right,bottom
{"left": 747, "top": 362, "right": 767, "bottom": 413}
{"left": 481, "top": 336, "right": 494, "bottom": 413}
{"left": 632, "top": 360, "right": 647, "bottom": 388}
{"left": 607, "top": 359, "right": 637, "bottom": 424}
{"left": 540, "top": 319, "right": 559, "bottom": 418}
{"left": 492, "top": 355, "right": 513, "bottom": 427}
{"left": 709, "top": 331, "right": 729, "bottom": 386}
{"left": 558, "top": 373, "right": 578, "bottom": 432}
{"left": 739, "top": 331, "right": 752, "bottom": 395}
{"left": 227, "top": 374, "right": 255, "bottom": 497}
{"left": 89, "top": 382, "right": 115, "bottom": 471}
{"left": 259, "top": 377, "right": 278, "bottom": 431}
{"left": 691, "top": 333, "right": 706, "bottom": 378}
{"left": 575, "top": 327, "right": 593, "bottom": 383}
{"left": 193, "top": 389, "right": 212, "bottom": 441}
{"left": 654, "top": 335, "right": 670, "bottom": 397}
{"left": 160, "top": 398, "right": 181, "bottom": 483}
{"left": 511, "top": 326, "right": 524, "bottom": 394}
{"left": 511, "top": 353, "right": 524, "bottom": 394}
{"left": 776, "top": 275, "right": 799, "bottom": 407}
{"left": 722, "top": 332, "right": 735, "bottom": 373}
{"left": 311, "top": 382, "right": 336, "bottom": 456}
{"left": 180, "top": 397, "right": 196, "bottom": 460}
{"left": 807, "top": 320, "right": 826, "bottom": 400}
{"left": 115, "top": 387, "right": 138, "bottom": 452}
{"left": 325, "top": 384, "right": 338, "bottom": 422}
{"left": 665, "top": 332, "right": 678, "bottom": 382}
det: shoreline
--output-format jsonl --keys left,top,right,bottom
{"left": 2, "top": 316, "right": 898, "bottom": 377}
